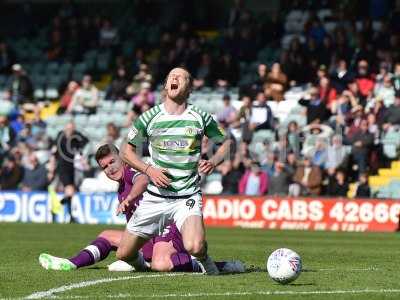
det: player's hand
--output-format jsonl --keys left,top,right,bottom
{"left": 116, "top": 199, "right": 130, "bottom": 216}
{"left": 147, "top": 166, "right": 171, "bottom": 188}
{"left": 198, "top": 159, "right": 215, "bottom": 175}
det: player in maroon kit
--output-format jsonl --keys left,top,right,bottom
{"left": 39, "top": 144, "right": 244, "bottom": 273}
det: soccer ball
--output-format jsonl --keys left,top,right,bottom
{"left": 267, "top": 248, "right": 302, "bottom": 284}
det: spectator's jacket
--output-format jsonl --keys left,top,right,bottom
{"left": 293, "top": 166, "right": 322, "bottom": 196}
{"left": 238, "top": 170, "right": 268, "bottom": 195}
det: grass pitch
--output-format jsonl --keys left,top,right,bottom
{"left": 1, "top": 223, "right": 400, "bottom": 299}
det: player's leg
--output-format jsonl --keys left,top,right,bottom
{"left": 150, "top": 224, "right": 245, "bottom": 273}
{"left": 60, "top": 184, "right": 76, "bottom": 223}
{"left": 39, "top": 230, "right": 122, "bottom": 271}
{"left": 116, "top": 191, "right": 167, "bottom": 271}
{"left": 174, "top": 194, "right": 219, "bottom": 275}
{"left": 116, "top": 229, "right": 150, "bottom": 271}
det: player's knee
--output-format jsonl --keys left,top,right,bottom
{"left": 151, "top": 257, "right": 173, "bottom": 272}
{"left": 116, "top": 247, "right": 129, "bottom": 261}
{"left": 184, "top": 238, "right": 205, "bottom": 256}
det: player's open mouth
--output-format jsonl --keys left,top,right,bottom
{"left": 171, "top": 83, "right": 178, "bottom": 90}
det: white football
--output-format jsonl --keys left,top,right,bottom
{"left": 267, "top": 248, "right": 302, "bottom": 284}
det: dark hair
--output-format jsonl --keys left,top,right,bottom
{"left": 95, "top": 144, "right": 119, "bottom": 163}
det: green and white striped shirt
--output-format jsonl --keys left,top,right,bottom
{"left": 127, "top": 103, "right": 226, "bottom": 196}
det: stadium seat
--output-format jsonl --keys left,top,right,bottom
{"left": 0, "top": 100, "right": 14, "bottom": 115}
{"left": 99, "top": 100, "right": 114, "bottom": 113}
{"left": 113, "top": 100, "right": 129, "bottom": 113}
{"left": 382, "top": 130, "right": 400, "bottom": 159}
{"left": 34, "top": 89, "right": 45, "bottom": 100}
{"left": 252, "top": 130, "right": 275, "bottom": 144}
{"left": 73, "top": 114, "right": 88, "bottom": 129}
{"left": 45, "top": 62, "right": 59, "bottom": 74}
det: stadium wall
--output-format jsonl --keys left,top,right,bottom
{"left": 1, "top": 191, "right": 399, "bottom": 232}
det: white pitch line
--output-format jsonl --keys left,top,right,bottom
{"left": 316, "top": 267, "right": 379, "bottom": 271}
{"left": 32, "top": 289, "right": 400, "bottom": 299}
{"left": 22, "top": 268, "right": 383, "bottom": 300}
{"left": 25, "top": 273, "right": 200, "bottom": 300}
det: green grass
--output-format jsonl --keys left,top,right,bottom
{"left": 1, "top": 223, "right": 400, "bottom": 299}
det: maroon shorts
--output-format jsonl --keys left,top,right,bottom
{"left": 141, "top": 223, "right": 186, "bottom": 262}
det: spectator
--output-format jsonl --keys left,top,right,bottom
{"left": 265, "top": 62, "right": 287, "bottom": 101}
{"left": 291, "top": 156, "right": 322, "bottom": 196}
{"left": 8, "top": 64, "right": 33, "bottom": 105}
{"left": 99, "top": 18, "right": 119, "bottom": 48}
{"left": 217, "top": 94, "right": 237, "bottom": 125}
{"left": 238, "top": 161, "right": 268, "bottom": 196}
{"left": 193, "top": 53, "right": 214, "bottom": 89}
{"left": 374, "top": 74, "right": 395, "bottom": 107}
{"left": 58, "top": 81, "right": 79, "bottom": 114}
{"left": 393, "top": 62, "right": 400, "bottom": 93}
{"left": 106, "top": 67, "right": 130, "bottom": 100}
{"left": 131, "top": 82, "right": 155, "bottom": 114}
{"left": 350, "top": 119, "right": 374, "bottom": 174}
{"left": 21, "top": 153, "right": 48, "bottom": 191}
{"left": 0, "top": 114, "right": 16, "bottom": 157}
{"left": 383, "top": 91, "right": 400, "bottom": 126}
{"left": 0, "top": 155, "right": 23, "bottom": 189}
{"left": 249, "top": 91, "right": 273, "bottom": 131}
{"left": 330, "top": 59, "right": 354, "bottom": 93}
{"left": 355, "top": 59, "right": 375, "bottom": 102}
{"left": 355, "top": 173, "right": 371, "bottom": 198}
{"left": 233, "top": 141, "right": 253, "bottom": 174}
{"left": 55, "top": 122, "right": 88, "bottom": 223}
{"left": 102, "top": 122, "right": 123, "bottom": 147}
{"left": 309, "top": 137, "right": 328, "bottom": 168}
{"left": 286, "top": 151, "right": 297, "bottom": 177}
{"left": 233, "top": 95, "right": 252, "bottom": 141}
{"left": 127, "top": 63, "right": 153, "bottom": 97}
{"left": 326, "top": 135, "right": 348, "bottom": 170}
{"left": 215, "top": 53, "right": 239, "bottom": 88}
{"left": 249, "top": 64, "right": 268, "bottom": 96}
{"left": 47, "top": 29, "right": 64, "bottom": 61}
{"left": 218, "top": 160, "right": 242, "bottom": 195}
{"left": 299, "top": 85, "right": 331, "bottom": 124}
{"left": 287, "top": 121, "right": 301, "bottom": 156}
{"left": 268, "top": 161, "right": 290, "bottom": 196}
{"left": 318, "top": 76, "right": 337, "bottom": 109}
{"left": 68, "top": 75, "right": 99, "bottom": 115}
{"left": 0, "top": 41, "right": 16, "bottom": 74}
{"left": 326, "top": 169, "right": 349, "bottom": 197}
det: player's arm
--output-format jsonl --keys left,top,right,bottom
{"left": 116, "top": 173, "right": 148, "bottom": 215}
{"left": 199, "top": 114, "right": 232, "bottom": 175}
{"left": 120, "top": 119, "right": 170, "bottom": 188}
{"left": 120, "top": 142, "right": 170, "bottom": 188}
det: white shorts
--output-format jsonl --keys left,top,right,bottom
{"left": 126, "top": 191, "right": 203, "bottom": 239}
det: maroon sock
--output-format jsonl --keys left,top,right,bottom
{"left": 69, "top": 237, "right": 112, "bottom": 268}
{"left": 170, "top": 253, "right": 194, "bottom": 272}
{"left": 215, "top": 261, "right": 227, "bottom": 272}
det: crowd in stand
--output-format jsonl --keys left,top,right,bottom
{"left": 1, "top": 0, "right": 400, "bottom": 200}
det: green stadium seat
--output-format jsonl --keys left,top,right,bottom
{"left": 382, "top": 130, "right": 400, "bottom": 159}
{"left": 73, "top": 114, "right": 88, "bottom": 129}
{"left": 34, "top": 89, "right": 45, "bottom": 100}
{"left": 252, "top": 130, "right": 275, "bottom": 144}
{"left": 45, "top": 88, "right": 59, "bottom": 99}
{"left": 113, "top": 100, "right": 129, "bottom": 113}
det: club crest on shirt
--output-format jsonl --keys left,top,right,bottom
{"left": 185, "top": 127, "right": 202, "bottom": 136}
{"left": 127, "top": 127, "right": 138, "bottom": 140}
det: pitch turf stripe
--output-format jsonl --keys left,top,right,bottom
{"left": 24, "top": 289, "right": 400, "bottom": 299}
{"left": 24, "top": 273, "right": 201, "bottom": 299}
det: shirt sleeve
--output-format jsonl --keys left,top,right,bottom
{"left": 127, "top": 115, "right": 147, "bottom": 147}
{"left": 204, "top": 114, "right": 226, "bottom": 144}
